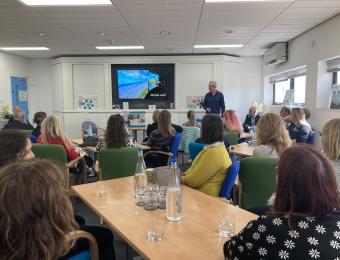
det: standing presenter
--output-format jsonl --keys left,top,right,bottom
{"left": 202, "top": 81, "right": 225, "bottom": 117}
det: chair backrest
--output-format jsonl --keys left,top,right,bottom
{"left": 238, "top": 157, "right": 278, "bottom": 210}
{"left": 306, "top": 130, "right": 315, "bottom": 144}
{"left": 99, "top": 147, "right": 138, "bottom": 180}
{"left": 188, "top": 142, "right": 206, "bottom": 161}
{"left": 170, "top": 133, "right": 182, "bottom": 163}
{"left": 31, "top": 144, "right": 68, "bottom": 166}
{"left": 224, "top": 131, "right": 239, "bottom": 145}
{"left": 179, "top": 126, "right": 201, "bottom": 153}
{"left": 219, "top": 156, "right": 240, "bottom": 200}
{"left": 66, "top": 230, "right": 99, "bottom": 260}
{"left": 82, "top": 121, "right": 98, "bottom": 135}
{"left": 29, "top": 135, "right": 38, "bottom": 143}
{"left": 67, "top": 250, "right": 91, "bottom": 260}
{"left": 18, "top": 129, "right": 33, "bottom": 136}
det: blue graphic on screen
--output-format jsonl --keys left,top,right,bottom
{"left": 117, "top": 70, "right": 160, "bottom": 99}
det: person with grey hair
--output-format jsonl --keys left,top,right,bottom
{"left": 4, "top": 109, "right": 34, "bottom": 130}
{"left": 242, "top": 106, "right": 260, "bottom": 133}
{"left": 202, "top": 81, "right": 225, "bottom": 117}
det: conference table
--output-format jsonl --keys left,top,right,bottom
{"left": 72, "top": 177, "right": 257, "bottom": 260}
{"left": 71, "top": 139, "right": 150, "bottom": 152}
{"left": 230, "top": 143, "right": 254, "bottom": 157}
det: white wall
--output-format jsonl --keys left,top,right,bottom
{"left": 28, "top": 59, "right": 54, "bottom": 116}
{"left": 263, "top": 14, "right": 340, "bottom": 147}
{"left": 0, "top": 51, "right": 28, "bottom": 110}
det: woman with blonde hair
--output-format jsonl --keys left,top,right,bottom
{"left": 287, "top": 107, "right": 311, "bottom": 143}
{"left": 145, "top": 109, "right": 160, "bottom": 139}
{"left": 253, "top": 113, "right": 291, "bottom": 157}
{"left": 38, "top": 115, "right": 80, "bottom": 161}
{"left": 223, "top": 110, "right": 243, "bottom": 133}
{"left": 183, "top": 110, "right": 199, "bottom": 127}
{"left": 0, "top": 160, "right": 77, "bottom": 260}
{"left": 321, "top": 118, "right": 340, "bottom": 188}
{"left": 146, "top": 110, "right": 176, "bottom": 167}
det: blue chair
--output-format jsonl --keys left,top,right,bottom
{"left": 29, "top": 134, "right": 38, "bottom": 143}
{"left": 170, "top": 133, "right": 182, "bottom": 163}
{"left": 188, "top": 142, "right": 206, "bottom": 161}
{"left": 67, "top": 251, "right": 91, "bottom": 260}
{"left": 219, "top": 156, "right": 240, "bottom": 200}
{"left": 306, "top": 130, "right": 315, "bottom": 144}
{"left": 65, "top": 230, "right": 99, "bottom": 260}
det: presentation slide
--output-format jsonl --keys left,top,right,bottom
{"left": 117, "top": 70, "right": 161, "bottom": 99}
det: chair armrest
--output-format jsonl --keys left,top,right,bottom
{"left": 143, "top": 151, "right": 173, "bottom": 166}
{"left": 67, "top": 230, "right": 99, "bottom": 260}
{"left": 65, "top": 156, "right": 84, "bottom": 168}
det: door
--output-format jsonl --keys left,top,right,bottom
{"left": 11, "top": 76, "right": 29, "bottom": 117}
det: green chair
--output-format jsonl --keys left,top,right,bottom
{"left": 98, "top": 147, "right": 138, "bottom": 180}
{"left": 224, "top": 131, "right": 239, "bottom": 145}
{"left": 238, "top": 157, "right": 278, "bottom": 210}
{"left": 18, "top": 129, "right": 33, "bottom": 136}
{"left": 32, "top": 144, "right": 87, "bottom": 187}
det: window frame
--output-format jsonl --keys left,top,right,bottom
{"left": 272, "top": 75, "right": 306, "bottom": 106}
{"left": 333, "top": 71, "right": 338, "bottom": 85}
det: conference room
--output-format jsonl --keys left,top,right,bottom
{"left": 1, "top": 0, "right": 340, "bottom": 259}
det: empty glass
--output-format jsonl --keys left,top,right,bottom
{"left": 144, "top": 185, "right": 159, "bottom": 210}
{"left": 147, "top": 213, "right": 165, "bottom": 241}
{"left": 218, "top": 214, "right": 235, "bottom": 238}
{"left": 158, "top": 186, "right": 167, "bottom": 209}
{"left": 136, "top": 187, "right": 146, "bottom": 206}
{"left": 96, "top": 181, "right": 106, "bottom": 197}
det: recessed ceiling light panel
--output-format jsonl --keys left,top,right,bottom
{"left": 0, "top": 47, "right": 50, "bottom": 50}
{"left": 18, "top": 0, "right": 112, "bottom": 6}
{"left": 205, "top": 0, "right": 291, "bottom": 2}
{"left": 96, "top": 46, "right": 144, "bottom": 50}
{"left": 194, "top": 44, "right": 242, "bottom": 48}
{"left": 160, "top": 31, "right": 171, "bottom": 36}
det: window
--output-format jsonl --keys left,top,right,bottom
{"left": 273, "top": 79, "right": 290, "bottom": 104}
{"left": 334, "top": 71, "right": 340, "bottom": 84}
{"left": 273, "top": 75, "right": 306, "bottom": 105}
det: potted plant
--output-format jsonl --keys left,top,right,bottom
{"left": 0, "top": 104, "right": 11, "bottom": 128}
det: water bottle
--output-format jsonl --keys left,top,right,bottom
{"left": 134, "top": 149, "right": 147, "bottom": 197}
{"left": 87, "top": 125, "right": 93, "bottom": 137}
{"left": 166, "top": 161, "right": 182, "bottom": 222}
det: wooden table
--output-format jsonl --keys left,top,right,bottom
{"left": 72, "top": 177, "right": 257, "bottom": 260}
{"left": 239, "top": 133, "right": 254, "bottom": 139}
{"left": 230, "top": 143, "right": 254, "bottom": 157}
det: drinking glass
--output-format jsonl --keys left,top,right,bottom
{"left": 144, "top": 185, "right": 159, "bottom": 210}
{"left": 147, "top": 213, "right": 165, "bottom": 241}
{"left": 136, "top": 187, "right": 146, "bottom": 206}
{"left": 218, "top": 214, "right": 235, "bottom": 238}
{"left": 96, "top": 181, "right": 106, "bottom": 197}
{"left": 158, "top": 186, "right": 167, "bottom": 209}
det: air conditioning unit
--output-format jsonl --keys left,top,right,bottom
{"left": 264, "top": 42, "right": 288, "bottom": 66}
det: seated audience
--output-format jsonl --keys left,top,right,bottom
{"left": 223, "top": 109, "right": 243, "bottom": 133}
{"left": 7, "top": 106, "right": 34, "bottom": 128}
{"left": 4, "top": 109, "right": 34, "bottom": 130}
{"left": 39, "top": 115, "right": 80, "bottom": 161}
{"left": 32, "top": 111, "right": 47, "bottom": 138}
{"left": 253, "top": 113, "right": 291, "bottom": 157}
{"left": 146, "top": 110, "right": 176, "bottom": 167}
{"left": 183, "top": 110, "right": 200, "bottom": 127}
{"left": 145, "top": 109, "right": 183, "bottom": 141}
{"left": 321, "top": 118, "right": 340, "bottom": 189}
{"left": 224, "top": 145, "right": 340, "bottom": 259}
{"left": 303, "top": 107, "right": 311, "bottom": 121}
{"left": 0, "top": 130, "right": 35, "bottom": 167}
{"left": 0, "top": 160, "right": 115, "bottom": 260}
{"left": 182, "top": 114, "right": 232, "bottom": 197}
{"left": 280, "top": 105, "right": 291, "bottom": 127}
{"left": 96, "top": 114, "right": 135, "bottom": 151}
{"left": 242, "top": 106, "right": 260, "bottom": 133}
{"left": 287, "top": 107, "right": 311, "bottom": 143}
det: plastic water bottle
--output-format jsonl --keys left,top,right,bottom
{"left": 134, "top": 149, "right": 147, "bottom": 197}
{"left": 87, "top": 125, "right": 93, "bottom": 136}
{"left": 166, "top": 162, "right": 182, "bottom": 222}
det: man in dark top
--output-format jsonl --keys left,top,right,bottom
{"left": 202, "top": 81, "right": 225, "bottom": 117}
{"left": 7, "top": 106, "right": 34, "bottom": 128}
{"left": 4, "top": 110, "right": 34, "bottom": 131}
{"left": 242, "top": 106, "right": 261, "bottom": 133}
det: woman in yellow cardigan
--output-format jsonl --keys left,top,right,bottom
{"left": 182, "top": 114, "right": 232, "bottom": 196}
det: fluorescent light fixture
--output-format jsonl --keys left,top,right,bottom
{"left": 0, "top": 47, "right": 50, "bottom": 50}
{"left": 194, "top": 44, "right": 243, "bottom": 48}
{"left": 96, "top": 46, "right": 144, "bottom": 50}
{"left": 18, "top": 0, "right": 112, "bottom": 6}
{"left": 205, "top": 0, "right": 291, "bottom": 2}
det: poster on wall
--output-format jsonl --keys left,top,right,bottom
{"left": 78, "top": 96, "right": 97, "bottom": 110}
{"left": 18, "top": 91, "right": 28, "bottom": 102}
{"left": 329, "top": 84, "right": 340, "bottom": 109}
{"left": 186, "top": 96, "right": 204, "bottom": 109}
{"left": 127, "top": 111, "right": 146, "bottom": 127}
{"left": 283, "top": 89, "right": 294, "bottom": 106}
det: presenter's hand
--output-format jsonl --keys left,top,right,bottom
{"left": 206, "top": 108, "right": 211, "bottom": 112}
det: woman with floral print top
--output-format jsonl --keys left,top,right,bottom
{"left": 224, "top": 145, "right": 340, "bottom": 260}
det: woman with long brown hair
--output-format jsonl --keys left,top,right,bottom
{"left": 224, "top": 145, "right": 340, "bottom": 259}
{"left": 96, "top": 114, "right": 134, "bottom": 151}
{"left": 253, "top": 113, "right": 291, "bottom": 157}
{"left": 146, "top": 110, "right": 176, "bottom": 167}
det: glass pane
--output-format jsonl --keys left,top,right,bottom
{"left": 337, "top": 71, "right": 340, "bottom": 84}
{"left": 294, "top": 75, "right": 306, "bottom": 104}
{"left": 274, "top": 80, "right": 290, "bottom": 104}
